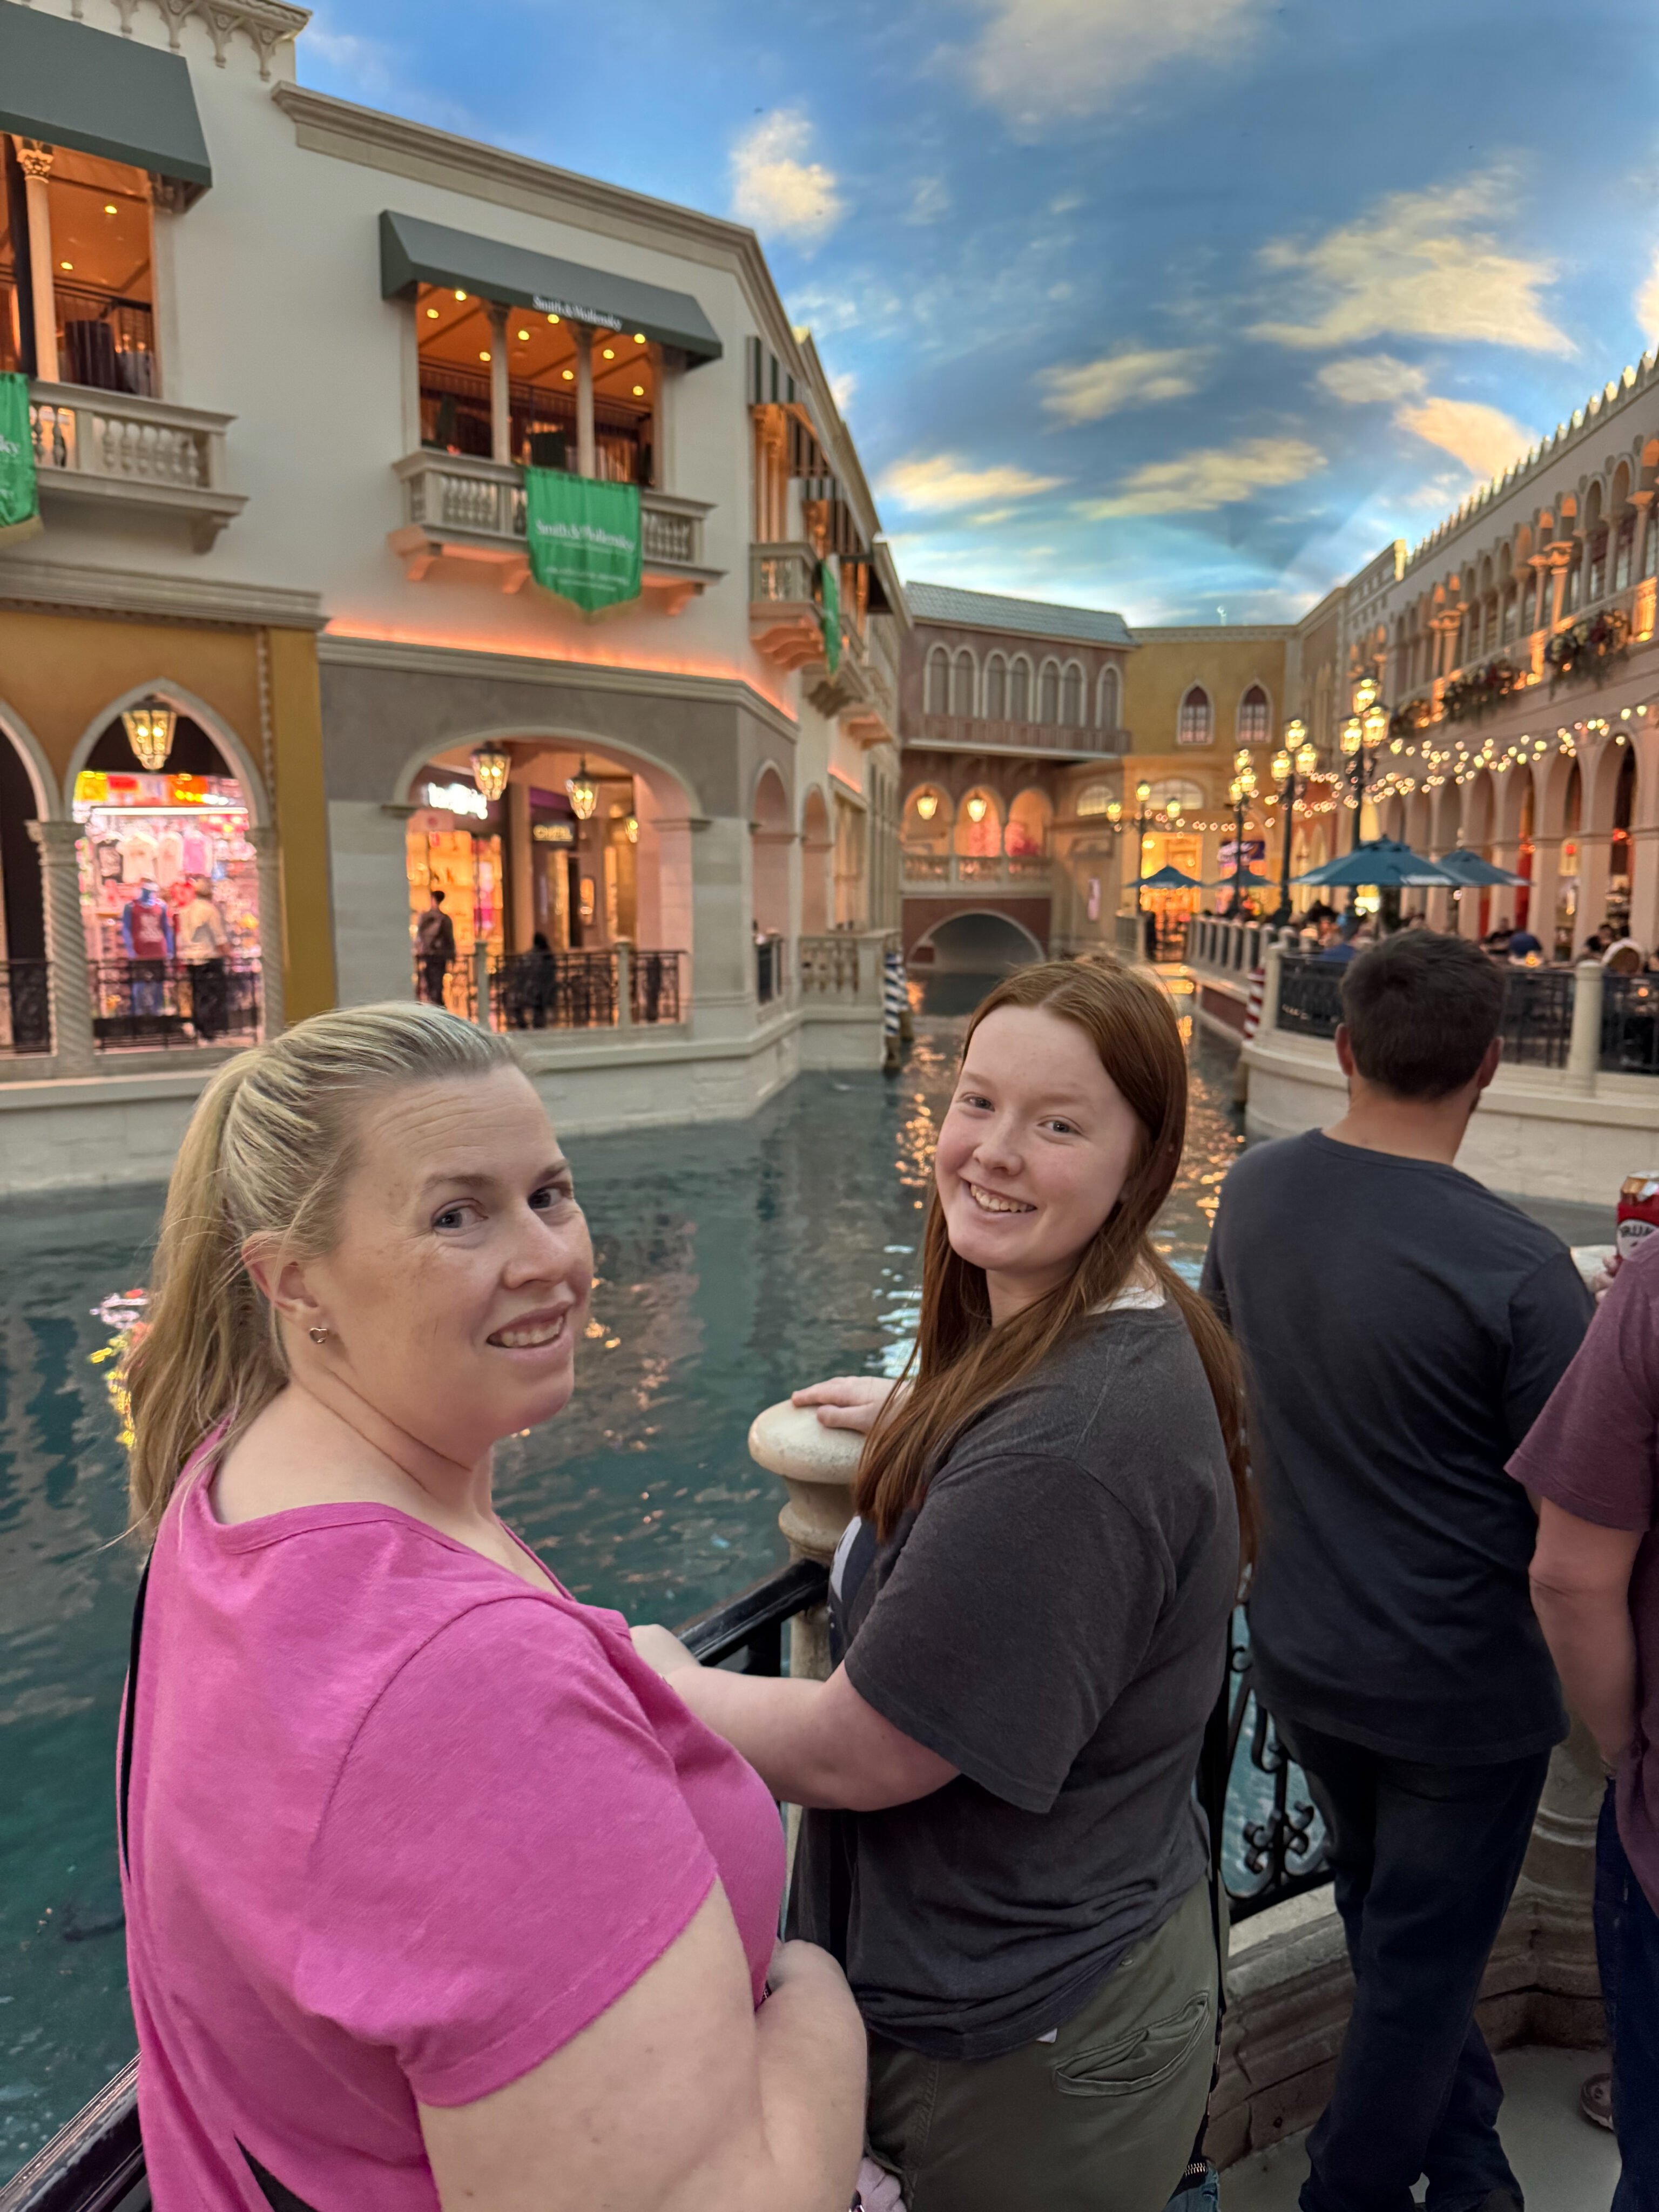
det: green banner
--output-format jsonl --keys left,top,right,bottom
{"left": 817, "top": 558, "right": 841, "bottom": 675}
{"left": 0, "top": 373, "right": 41, "bottom": 546}
{"left": 524, "top": 469, "right": 642, "bottom": 612}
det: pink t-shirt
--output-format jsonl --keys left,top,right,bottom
{"left": 121, "top": 1452, "right": 785, "bottom": 2209}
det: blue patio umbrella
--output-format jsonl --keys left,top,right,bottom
{"left": 1434, "top": 846, "right": 1530, "bottom": 889}
{"left": 1294, "top": 838, "right": 1462, "bottom": 889}
{"left": 1138, "top": 863, "right": 1202, "bottom": 889}
{"left": 1205, "top": 867, "right": 1274, "bottom": 891}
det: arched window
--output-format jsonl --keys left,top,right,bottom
{"left": 1237, "top": 684, "right": 1269, "bottom": 745}
{"left": 1037, "top": 659, "right": 1060, "bottom": 724}
{"left": 1097, "top": 665, "right": 1121, "bottom": 730}
{"left": 1006, "top": 789, "right": 1053, "bottom": 858}
{"left": 1009, "top": 656, "right": 1031, "bottom": 721}
{"left": 950, "top": 649, "right": 976, "bottom": 718}
{"left": 1177, "top": 686, "right": 1212, "bottom": 745}
{"left": 924, "top": 646, "right": 949, "bottom": 715}
{"left": 984, "top": 653, "right": 1008, "bottom": 720}
{"left": 1060, "top": 662, "right": 1085, "bottom": 727}
{"left": 1616, "top": 512, "right": 1637, "bottom": 592}
{"left": 1075, "top": 780, "right": 1116, "bottom": 817}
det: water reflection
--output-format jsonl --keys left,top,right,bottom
{"left": 0, "top": 1005, "right": 1246, "bottom": 2175}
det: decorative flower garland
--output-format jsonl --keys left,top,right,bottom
{"left": 1546, "top": 608, "right": 1629, "bottom": 688}
{"left": 1441, "top": 659, "right": 1521, "bottom": 725}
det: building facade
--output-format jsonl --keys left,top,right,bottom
{"left": 896, "top": 583, "right": 1132, "bottom": 974}
{"left": 0, "top": 0, "right": 904, "bottom": 1189}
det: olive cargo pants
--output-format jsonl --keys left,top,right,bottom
{"left": 864, "top": 1878, "right": 1217, "bottom": 2212}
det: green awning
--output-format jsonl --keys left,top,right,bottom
{"left": 0, "top": 6, "right": 211, "bottom": 199}
{"left": 379, "top": 211, "right": 722, "bottom": 366}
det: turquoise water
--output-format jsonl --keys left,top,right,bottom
{"left": 0, "top": 1007, "right": 1271, "bottom": 2177}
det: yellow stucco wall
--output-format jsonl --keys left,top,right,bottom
{"left": 1122, "top": 631, "right": 1292, "bottom": 760}
{"left": 0, "top": 609, "right": 335, "bottom": 1017}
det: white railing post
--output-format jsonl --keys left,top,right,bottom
{"left": 1566, "top": 960, "right": 1604, "bottom": 1094}
{"left": 747, "top": 1399, "right": 862, "bottom": 1684}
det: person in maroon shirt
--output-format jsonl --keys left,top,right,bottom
{"left": 1511, "top": 1242, "right": 1659, "bottom": 2209}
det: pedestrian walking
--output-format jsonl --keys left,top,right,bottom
{"left": 414, "top": 888, "right": 455, "bottom": 1007}
{"left": 1512, "top": 1242, "right": 1659, "bottom": 2208}
{"left": 1202, "top": 929, "right": 1592, "bottom": 2212}
{"left": 635, "top": 957, "right": 1250, "bottom": 2212}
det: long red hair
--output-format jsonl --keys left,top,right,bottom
{"left": 855, "top": 957, "right": 1253, "bottom": 1573}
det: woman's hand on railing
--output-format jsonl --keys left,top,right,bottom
{"left": 791, "top": 1377, "right": 899, "bottom": 1434}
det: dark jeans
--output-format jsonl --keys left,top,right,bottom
{"left": 1596, "top": 1781, "right": 1659, "bottom": 2210}
{"left": 1277, "top": 1721, "right": 1550, "bottom": 2212}
{"left": 417, "top": 955, "right": 449, "bottom": 1007}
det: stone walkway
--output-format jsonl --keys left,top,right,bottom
{"left": 1221, "top": 2045, "right": 1621, "bottom": 2209}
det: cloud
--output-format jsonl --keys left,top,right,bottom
{"left": 1316, "top": 354, "right": 1428, "bottom": 405}
{"left": 907, "top": 176, "right": 952, "bottom": 225}
{"left": 730, "top": 111, "right": 845, "bottom": 244}
{"left": 1078, "top": 436, "right": 1324, "bottom": 517}
{"left": 1638, "top": 247, "right": 1659, "bottom": 342}
{"left": 1396, "top": 397, "right": 1532, "bottom": 481}
{"left": 1249, "top": 172, "right": 1572, "bottom": 355}
{"left": 960, "top": 0, "right": 1267, "bottom": 130}
{"left": 1039, "top": 345, "right": 1207, "bottom": 423}
{"left": 830, "top": 370, "right": 858, "bottom": 414}
{"left": 881, "top": 453, "right": 1065, "bottom": 511}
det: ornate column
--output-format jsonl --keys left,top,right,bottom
{"left": 486, "top": 303, "right": 511, "bottom": 465}
{"left": 25, "top": 820, "right": 94, "bottom": 1074}
{"left": 573, "top": 326, "right": 596, "bottom": 478}
{"left": 16, "top": 141, "right": 59, "bottom": 383}
{"left": 248, "top": 825, "right": 286, "bottom": 1037}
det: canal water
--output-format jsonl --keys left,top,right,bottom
{"left": 0, "top": 1000, "right": 1603, "bottom": 2179}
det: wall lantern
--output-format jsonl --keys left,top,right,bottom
{"left": 567, "top": 760, "right": 598, "bottom": 820}
{"left": 964, "top": 792, "right": 989, "bottom": 824}
{"left": 122, "top": 700, "right": 176, "bottom": 773}
{"left": 623, "top": 813, "right": 639, "bottom": 845}
{"left": 470, "top": 743, "right": 511, "bottom": 801}
{"left": 914, "top": 791, "right": 939, "bottom": 822}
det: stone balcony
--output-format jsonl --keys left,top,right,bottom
{"left": 901, "top": 849, "right": 1053, "bottom": 893}
{"left": 29, "top": 382, "right": 246, "bottom": 551}
{"left": 748, "top": 540, "right": 826, "bottom": 669}
{"left": 388, "top": 451, "right": 721, "bottom": 611}
{"left": 911, "top": 709, "right": 1131, "bottom": 761}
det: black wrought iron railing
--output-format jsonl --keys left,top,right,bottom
{"left": 1499, "top": 966, "right": 1573, "bottom": 1069}
{"left": 89, "top": 961, "right": 260, "bottom": 1051}
{"left": 414, "top": 949, "right": 685, "bottom": 1032}
{"left": 55, "top": 283, "right": 156, "bottom": 397}
{"left": 1219, "top": 1623, "right": 1329, "bottom": 1922}
{"left": 1275, "top": 954, "right": 1345, "bottom": 1039}
{"left": 1602, "top": 972, "right": 1659, "bottom": 1074}
{"left": 0, "top": 959, "right": 51, "bottom": 1055}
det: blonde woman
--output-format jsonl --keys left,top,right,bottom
{"left": 118, "top": 1003, "right": 864, "bottom": 2212}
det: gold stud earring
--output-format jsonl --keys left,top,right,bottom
{"left": 308, "top": 1325, "right": 332, "bottom": 1345}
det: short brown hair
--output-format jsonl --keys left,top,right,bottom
{"left": 1340, "top": 930, "right": 1506, "bottom": 1099}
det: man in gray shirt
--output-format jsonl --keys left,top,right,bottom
{"left": 1203, "top": 932, "right": 1590, "bottom": 2212}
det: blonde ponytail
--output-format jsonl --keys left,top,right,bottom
{"left": 124, "top": 1002, "right": 518, "bottom": 1540}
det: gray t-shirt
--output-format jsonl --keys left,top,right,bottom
{"left": 791, "top": 1303, "right": 1237, "bottom": 2062}
{"left": 1201, "top": 1129, "right": 1591, "bottom": 1764}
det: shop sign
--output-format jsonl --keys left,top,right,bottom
{"left": 532, "top": 293, "right": 624, "bottom": 333}
{"left": 524, "top": 469, "right": 642, "bottom": 612}
{"left": 424, "top": 780, "right": 490, "bottom": 820}
{"left": 0, "top": 372, "right": 41, "bottom": 547}
{"left": 532, "top": 821, "right": 575, "bottom": 846}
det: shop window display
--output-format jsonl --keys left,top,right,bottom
{"left": 407, "top": 784, "right": 505, "bottom": 1012}
{"left": 73, "top": 771, "right": 261, "bottom": 1047}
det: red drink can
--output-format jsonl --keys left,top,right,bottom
{"left": 1617, "top": 1176, "right": 1659, "bottom": 1262}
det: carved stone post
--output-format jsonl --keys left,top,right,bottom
{"left": 247, "top": 825, "right": 286, "bottom": 1038}
{"left": 16, "top": 143, "right": 59, "bottom": 383}
{"left": 26, "top": 820, "right": 95, "bottom": 1075}
{"left": 747, "top": 1398, "right": 861, "bottom": 1684}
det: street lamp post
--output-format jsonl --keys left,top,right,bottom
{"left": 1104, "top": 778, "right": 1158, "bottom": 912}
{"left": 1269, "top": 720, "right": 1320, "bottom": 926}
{"left": 1226, "top": 749, "right": 1257, "bottom": 917}
{"left": 1339, "top": 677, "right": 1390, "bottom": 911}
